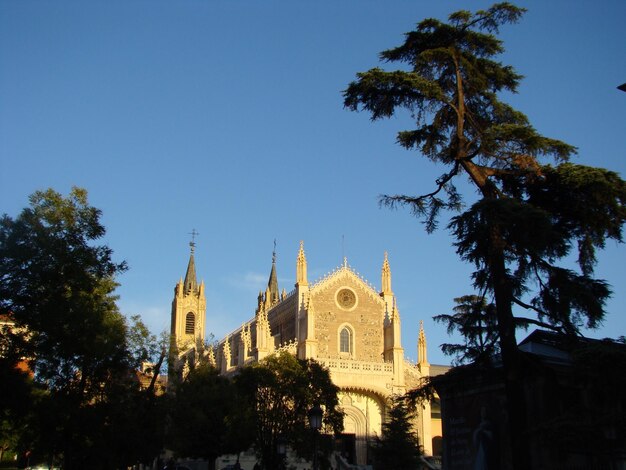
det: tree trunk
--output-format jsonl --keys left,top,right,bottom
{"left": 489, "top": 229, "right": 531, "bottom": 470}
{"left": 147, "top": 348, "right": 166, "bottom": 394}
{"left": 461, "top": 153, "right": 532, "bottom": 470}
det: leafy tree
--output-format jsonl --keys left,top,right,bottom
{"left": 0, "top": 187, "right": 164, "bottom": 469}
{"left": 167, "top": 364, "right": 251, "bottom": 470}
{"left": 126, "top": 314, "right": 170, "bottom": 395}
{"left": 234, "top": 352, "right": 344, "bottom": 470}
{"left": 19, "top": 374, "right": 165, "bottom": 470}
{"left": 0, "top": 320, "right": 33, "bottom": 462}
{"left": 0, "top": 187, "right": 128, "bottom": 394}
{"left": 434, "top": 295, "right": 500, "bottom": 365}
{"left": 127, "top": 314, "right": 160, "bottom": 370}
{"left": 370, "top": 395, "right": 421, "bottom": 470}
{"left": 343, "top": 4, "right": 626, "bottom": 468}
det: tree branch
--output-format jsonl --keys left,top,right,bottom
{"left": 382, "top": 162, "right": 460, "bottom": 209}
{"left": 513, "top": 314, "right": 562, "bottom": 333}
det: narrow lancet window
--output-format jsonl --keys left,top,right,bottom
{"left": 340, "top": 327, "right": 352, "bottom": 354}
{"left": 185, "top": 312, "right": 195, "bottom": 335}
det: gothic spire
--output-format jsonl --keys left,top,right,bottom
{"left": 267, "top": 240, "right": 279, "bottom": 304}
{"left": 296, "top": 240, "right": 308, "bottom": 286}
{"left": 381, "top": 251, "right": 392, "bottom": 294}
{"left": 418, "top": 320, "right": 429, "bottom": 365}
{"left": 184, "top": 231, "right": 198, "bottom": 295}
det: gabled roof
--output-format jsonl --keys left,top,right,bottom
{"left": 310, "top": 259, "right": 386, "bottom": 307}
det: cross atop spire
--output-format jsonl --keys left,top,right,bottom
{"left": 267, "top": 240, "right": 279, "bottom": 305}
{"left": 189, "top": 228, "right": 199, "bottom": 254}
{"left": 184, "top": 231, "right": 199, "bottom": 294}
{"left": 272, "top": 238, "right": 277, "bottom": 264}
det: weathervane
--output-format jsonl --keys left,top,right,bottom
{"left": 189, "top": 228, "right": 199, "bottom": 253}
{"left": 272, "top": 238, "right": 277, "bottom": 263}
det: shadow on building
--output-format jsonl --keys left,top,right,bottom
{"left": 432, "top": 330, "right": 626, "bottom": 470}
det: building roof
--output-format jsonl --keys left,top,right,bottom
{"left": 519, "top": 329, "right": 626, "bottom": 363}
{"left": 184, "top": 250, "right": 198, "bottom": 294}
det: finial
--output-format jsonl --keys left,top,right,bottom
{"left": 343, "top": 256, "right": 348, "bottom": 268}
{"left": 418, "top": 320, "right": 428, "bottom": 365}
{"left": 296, "top": 240, "right": 308, "bottom": 286}
{"left": 273, "top": 239, "right": 277, "bottom": 264}
{"left": 189, "top": 228, "right": 199, "bottom": 253}
{"left": 381, "top": 251, "right": 392, "bottom": 294}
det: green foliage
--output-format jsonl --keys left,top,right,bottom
{"left": 0, "top": 336, "right": 33, "bottom": 467}
{"left": 435, "top": 295, "right": 500, "bottom": 365}
{"left": 344, "top": 3, "right": 574, "bottom": 227}
{"left": 167, "top": 364, "right": 249, "bottom": 468}
{"left": 451, "top": 163, "right": 626, "bottom": 335}
{"left": 370, "top": 395, "right": 421, "bottom": 470}
{"left": 344, "top": 2, "right": 626, "bottom": 343}
{"left": 126, "top": 314, "right": 161, "bottom": 370}
{"left": 234, "top": 352, "right": 344, "bottom": 470}
{"left": 345, "top": 5, "right": 626, "bottom": 468}
{"left": 0, "top": 187, "right": 129, "bottom": 393}
{"left": 19, "top": 378, "right": 165, "bottom": 470}
{"left": 526, "top": 164, "right": 626, "bottom": 275}
{"left": 0, "top": 187, "right": 163, "bottom": 469}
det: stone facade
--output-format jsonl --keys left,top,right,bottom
{"left": 170, "top": 241, "right": 441, "bottom": 465}
{"left": 169, "top": 241, "right": 206, "bottom": 383}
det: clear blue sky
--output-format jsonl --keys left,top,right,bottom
{"left": 1, "top": 0, "right": 625, "bottom": 365}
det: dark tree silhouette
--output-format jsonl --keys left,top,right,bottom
{"left": 234, "top": 352, "right": 344, "bottom": 470}
{"left": 435, "top": 295, "right": 500, "bottom": 365}
{"left": 371, "top": 395, "right": 422, "bottom": 470}
{"left": 0, "top": 188, "right": 164, "bottom": 469}
{"left": 344, "top": 4, "right": 626, "bottom": 468}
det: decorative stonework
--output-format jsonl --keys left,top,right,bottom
{"left": 276, "top": 339, "right": 298, "bottom": 355}
{"left": 315, "top": 310, "right": 335, "bottom": 356}
{"left": 182, "top": 358, "right": 190, "bottom": 380}
{"left": 241, "top": 323, "right": 251, "bottom": 357}
{"left": 207, "top": 346, "right": 216, "bottom": 367}
{"left": 223, "top": 336, "right": 231, "bottom": 368}
{"left": 312, "top": 266, "right": 385, "bottom": 308}
{"left": 176, "top": 243, "right": 441, "bottom": 462}
{"left": 336, "top": 287, "right": 357, "bottom": 310}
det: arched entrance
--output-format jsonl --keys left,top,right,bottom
{"left": 338, "top": 391, "right": 386, "bottom": 465}
{"left": 341, "top": 406, "right": 366, "bottom": 464}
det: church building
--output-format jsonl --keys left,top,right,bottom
{"left": 169, "top": 241, "right": 443, "bottom": 465}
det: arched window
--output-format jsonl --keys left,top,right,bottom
{"left": 432, "top": 436, "right": 443, "bottom": 457}
{"left": 340, "top": 327, "right": 352, "bottom": 354}
{"left": 185, "top": 312, "right": 195, "bottom": 335}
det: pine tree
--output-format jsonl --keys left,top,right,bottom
{"left": 344, "top": 4, "right": 626, "bottom": 468}
{"left": 371, "top": 396, "right": 421, "bottom": 470}
{"left": 434, "top": 295, "right": 500, "bottom": 365}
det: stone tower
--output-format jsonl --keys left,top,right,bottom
{"left": 169, "top": 238, "right": 206, "bottom": 380}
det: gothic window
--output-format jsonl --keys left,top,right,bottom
{"left": 431, "top": 398, "right": 441, "bottom": 419}
{"left": 340, "top": 326, "right": 353, "bottom": 354}
{"left": 185, "top": 312, "right": 195, "bottom": 335}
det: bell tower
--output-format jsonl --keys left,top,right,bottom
{"left": 170, "top": 232, "right": 206, "bottom": 359}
